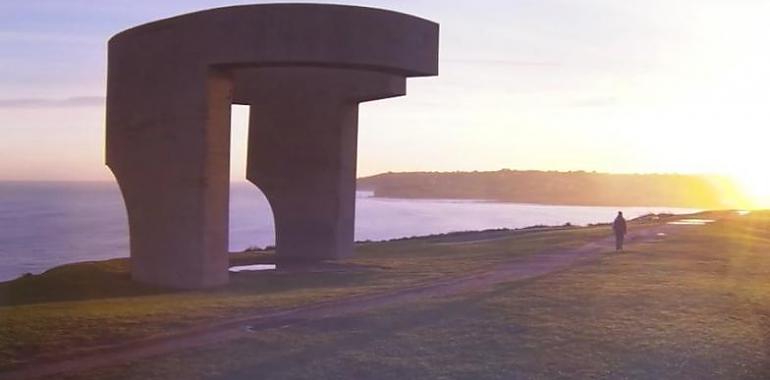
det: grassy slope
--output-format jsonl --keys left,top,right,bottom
{"left": 0, "top": 226, "right": 607, "bottom": 370}
{"left": 54, "top": 211, "right": 770, "bottom": 380}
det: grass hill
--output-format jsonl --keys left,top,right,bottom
{"left": 2, "top": 211, "right": 770, "bottom": 378}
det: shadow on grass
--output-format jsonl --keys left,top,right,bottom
{"left": 0, "top": 259, "right": 170, "bottom": 306}
{"left": 0, "top": 251, "right": 381, "bottom": 307}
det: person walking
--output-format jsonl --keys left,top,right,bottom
{"left": 612, "top": 211, "right": 627, "bottom": 251}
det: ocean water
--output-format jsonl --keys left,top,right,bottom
{"left": 0, "top": 181, "right": 699, "bottom": 281}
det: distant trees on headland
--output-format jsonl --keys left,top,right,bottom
{"left": 357, "top": 169, "right": 743, "bottom": 208}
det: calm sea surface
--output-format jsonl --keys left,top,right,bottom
{"left": 0, "top": 181, "right": 699, "bottom": 281}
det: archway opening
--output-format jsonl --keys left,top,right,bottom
{"left": 228, "top": 104, "right": 276, "bottom": 253}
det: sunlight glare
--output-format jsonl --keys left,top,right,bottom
{"left": 734, "top": 172, "right": 770, "bottom": 209}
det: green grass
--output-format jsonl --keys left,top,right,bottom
{"left": 48, "top": 211, "right": 770, "bottom": 379}
{"left": 0, "top": 225, "right": 606, "bottom": 370}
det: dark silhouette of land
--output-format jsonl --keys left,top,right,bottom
{"left": 358, "top": 169, "right": 742, "bottom": 208}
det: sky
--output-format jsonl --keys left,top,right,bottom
{"left": 1, "top": 0, "right": 769, "bottom": 204}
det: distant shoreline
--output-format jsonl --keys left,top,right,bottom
{"left": 2, "top": 212, "right": 698, "bottom": 285}
{"left": 358, "top": 169, "right": 743, "bottom": 209}
{"left": 0, "top": 181, "right": 704, "bottom": 282}
{"left": 363, "top": 193, "right": 706, "bottom": 208}
{"left": 0, "top": 205, "right": 701, "bottom": 283}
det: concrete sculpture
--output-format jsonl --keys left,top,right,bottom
{"left": 106, "top": 4, "right": 439, "bottom": 288}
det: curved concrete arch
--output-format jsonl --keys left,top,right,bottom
{"left": 106, "top": 4, "right": 439, "bottom": 288}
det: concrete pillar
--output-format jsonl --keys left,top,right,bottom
{"left": 106, "top": 4, "right": 438, "bottom": 288}
{"left": 107, "top": 67, "right": 234, "bottom": 288}
{"left": 235, "top": 68, "right": 405, "bottom": 261}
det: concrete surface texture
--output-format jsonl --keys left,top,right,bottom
{"left": 105, "top": 4, "right": 439, "bottom": 288}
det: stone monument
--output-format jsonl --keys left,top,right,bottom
{"left": 106, "top": 4, "right": 439, "bottom": 288}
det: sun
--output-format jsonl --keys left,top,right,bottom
{"left": 733, "top": 172, "right": 770, "bottom": 209}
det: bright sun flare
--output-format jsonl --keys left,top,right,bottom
{"left": 734, "top": 172, "right": 770, "bottom": 209}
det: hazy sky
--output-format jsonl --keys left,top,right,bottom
{"left": 2, "top": 1, "right": 769, "bottom": 197}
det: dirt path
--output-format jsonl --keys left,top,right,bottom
{"left": 0, "top": 223, "right": 676, "bottom": 380}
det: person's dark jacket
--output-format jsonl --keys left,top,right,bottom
{"left": 613, "top": 216, "right": 627, "bottom": 236}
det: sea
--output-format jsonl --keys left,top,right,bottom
{"left": 0, "top": 181, "right": 699, "bottom": 281}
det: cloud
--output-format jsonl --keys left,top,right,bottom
{"left": 0, "top": 31, "right": 100, "bottom": 44}
{"left": 0, "top": 96, "right": 104, "bottom": 108}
